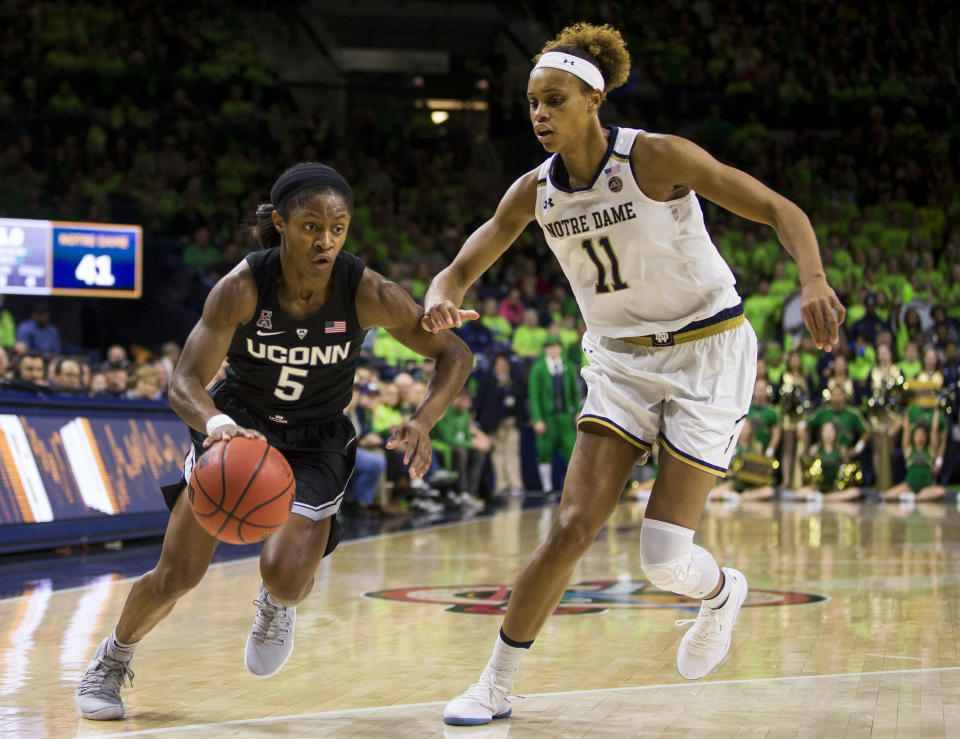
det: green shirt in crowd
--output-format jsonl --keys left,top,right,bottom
{"left": 900, "top": 360, "right": 922, "bottom": 381}
{"left": 481, "top": 315, "right": 513, "bottom": 344}
{"left": 744, "top": 293, "right": 782, "bottom": 343}
{"left": 372, "top": 403, "right": 404, "bottom": 438}
{"left": 0, "top": 308, "right": 15, "bottom": 348}
{"left": 432, "top": 405, "right": 473, "bottom": 449}
{"left": 747, "top": 404, "right": 779, "bottom": 449}
{"left": 512, "top": 325, "right": 548, "bottom": 359}
{"left": 372, "top": 327, "right": 422, "bottom": 367}
{"left": 807, "top": 407, "right": 868, "bottom": 448}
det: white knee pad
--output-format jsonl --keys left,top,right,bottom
{"left": 640, "top": 518, "right": 720, "bottom": 599}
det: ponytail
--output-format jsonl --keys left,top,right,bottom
{"left": 249, "top": 202, "right": 281, "bottom": 250}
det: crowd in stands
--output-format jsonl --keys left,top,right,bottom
{"left": 1, "top": 1, "right": 958, "bottom": 516}
{"left": 0, "top": 297, "right": 181, "bottom": 402}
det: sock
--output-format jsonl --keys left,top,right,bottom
{"left": 107, "top": 629, "right": 138, "bottom": 662}
{"left": 703, "top": 569, "right": 730, "bottom": 610}
{"left": 484, "top": 628, "right": 532, "bottom": 687}
{"left": 538, "top": 463, "right": 553, "bottom": 492}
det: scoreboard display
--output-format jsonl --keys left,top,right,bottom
{"left": 0, "top": 217, "right": 142, "bottom": 298}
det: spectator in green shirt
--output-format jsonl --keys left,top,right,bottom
{"left": 896, "top": 309, "right": 925, "bottom": 360}
{"left": 848, "top": 336, "right": 876, "bottom": 384}
{"left": 899, "top": 341, "right": 922, "bottom": 380}
{"left": 480, "top": 297, "right": 513, "bottom": 346}
{"left": 431, "top": 388, "right": 491, "bottom": 506}
{"left": 0, "top": 295, "right": 16, "bottom": 349}
{"left": 803, "top": 380, "right": 869, "bottom": 461}
{"left": 556, "top": 314, "right": 580, "bottom": 351}
{"left": 747, "top": 377, "right": 781, "bottom": 458}
{"left": 744, "top": 278, "right": 782, "bottom": 344}
{"left": 371, "top": 382, "right": 404, "bottom": 439}
{"left": 182, "top": 226, "right": 221, "bottom": 272}
{"left": 765, "top": 343, "right": 787, "bottom": 386}
{"left": 768, "top": 261, "right": 797, "bottom": 299}
{"left": 512, "top": 308, "right": 548, "bottom": 359}
{"left": 372, "top": 327, "right": 423, "bottom": 367}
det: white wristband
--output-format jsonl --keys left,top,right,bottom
{"left": 205, "top": 414, "right": 236, "bottom": 435}
{"left": 765, "top": 447, "right": 774, "bottom": 457}
{"left": 853, "top": 440, "right": 865, "bottom": 455}
{"left": 936, "top": 457, "right": 943, "bottom": 468}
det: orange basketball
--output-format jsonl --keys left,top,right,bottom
{"left": 188, "top": 436, "right": 295, "bottom": 544}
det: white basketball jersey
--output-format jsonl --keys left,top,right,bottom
{"left": 534, "top": 127, "right": 741, "bottom": 338}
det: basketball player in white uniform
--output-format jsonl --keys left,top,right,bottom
{"left": 422, "top": 23, "right": 845, "bottom": 726}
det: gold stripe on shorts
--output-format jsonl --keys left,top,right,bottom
{"left": 621, "top": 314, "right": 745, "bottom": 348}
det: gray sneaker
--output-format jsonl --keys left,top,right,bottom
{"left": 76, "top": 637, "right": 134, "bottom": 720}
{"left": 245, "top": 583, "right": 296, "bottom": 678}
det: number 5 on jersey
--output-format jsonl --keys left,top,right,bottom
{"left": 275, "top": 366, "right": 307, "bottom": 401}
{"left": 581, "top": 236, "right": 629, "bottom": 294}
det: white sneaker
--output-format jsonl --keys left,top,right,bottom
{"left": 411, "top": 497, "right": 444, "bottom": 515}
{"left": 457, "top": 492, "right": 486, "bottom": 512}
{"left": 675, "top": 568, "right": 748, "bottom": 680}
{"left": 443, "top": 667, "right": 513, "bottom": 726}
{"left": 76, "top": 637, "right": 134, "bottom": 720}
{"left": 245, "top": 583, "right": 296, "bottom": 678}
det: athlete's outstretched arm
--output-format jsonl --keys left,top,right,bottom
{"left": 422, "top": 170, "right": 539, "bottom": 333}
{"left": 168, "top": 262, "right": 264, "bottom": 444}
{"left": 638, "top": 134, "right": 845, "bottom": 350}
{"left": 356, "top": 270, "right": 474, "bottom": 478}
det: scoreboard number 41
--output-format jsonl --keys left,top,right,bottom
{"left": 74, "top": 254, "right": 116, "bottom": 287}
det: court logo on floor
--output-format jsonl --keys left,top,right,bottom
{"left": 363, "top": 579, "right": 827, "bottom": 615}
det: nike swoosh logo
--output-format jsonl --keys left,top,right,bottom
{"left": 257, "top": 330, "right": 285, "bottom": 336}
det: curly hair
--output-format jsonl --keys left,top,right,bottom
{"left": 535, "top": 23, "right": 631, "bottom": 95}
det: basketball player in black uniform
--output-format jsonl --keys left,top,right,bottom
{"left": 77, "top": 163, "right": 474, "bottom": 720}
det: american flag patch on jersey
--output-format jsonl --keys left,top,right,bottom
{"left": 325, "top": 320, "right": 347, "bottom": 334}
{"left": 604, "top": 163, "right": 621, "bottom": 176}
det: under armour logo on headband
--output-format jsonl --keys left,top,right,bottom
{"left": 532, "top": 51, "right": 605, "bottom": 91}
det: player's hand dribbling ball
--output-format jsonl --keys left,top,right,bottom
{"left": 188, "top": 436, "right": 295, "bottom": 544}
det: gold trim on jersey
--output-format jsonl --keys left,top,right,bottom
{"left": 621, "top": 314, "right": 745, "bottom": 347}
{"left": 610, "top": 152, "right": 630, "bottom": 162}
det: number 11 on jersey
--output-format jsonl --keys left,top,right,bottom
{"left": 581, "top": 236, "right": 629, "bottom": 294}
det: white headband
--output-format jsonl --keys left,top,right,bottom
{"left": 531, "top": 51, "right": 605, "bottom": 91}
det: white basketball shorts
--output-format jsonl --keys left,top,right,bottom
{"left": 578, "top": 321, "right": 758, "bottom": 476}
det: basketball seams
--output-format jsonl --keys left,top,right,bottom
{"left": 217, "top": 441, "right": 227, "bottom": 508}
{"left": 189, "top": 446, "right": 226, "bottom": 518}
{"left": 189, "top": 477, "right": 223, "bottom": 518}
{"left": 190, "top": 437, "right": 294, "bottom": 544}
{"left": 213, "top": 439, "right": 237, "bottom": 540}
{"left": 236, "top": 476, "right": 295, "bottom": 543}
{"left": 213, "top": 438, "right": 268, "bottom": 540}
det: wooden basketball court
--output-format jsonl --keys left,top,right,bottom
{"left": 2, "top": 497, "right": 958, "bottom": 737}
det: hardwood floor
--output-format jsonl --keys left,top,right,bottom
{"left": 2, "top": 497, "right": 958, "bottom": 737}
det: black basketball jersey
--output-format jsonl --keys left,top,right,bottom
{"left": 224, "top": 248, "right": 367, "bottom": 426}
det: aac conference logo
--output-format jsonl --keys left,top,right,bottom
{"left": 364, "top": 579, "right": 827, "bottom": 616}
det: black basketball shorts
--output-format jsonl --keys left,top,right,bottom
{"left": 160, "top": 380, "right": 357, "bottom": 557}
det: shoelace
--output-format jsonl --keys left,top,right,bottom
{"left": 674, "top": 607, "right": 723, "bottom": 655}
{"left": 251, "top": 597, "right": 292, "bottom": 646}
{"left": 459, "top": 679, "right": 511, "bottom": 710}
{"left": 78, "top": 653, "right": 134, "bottom": 696}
